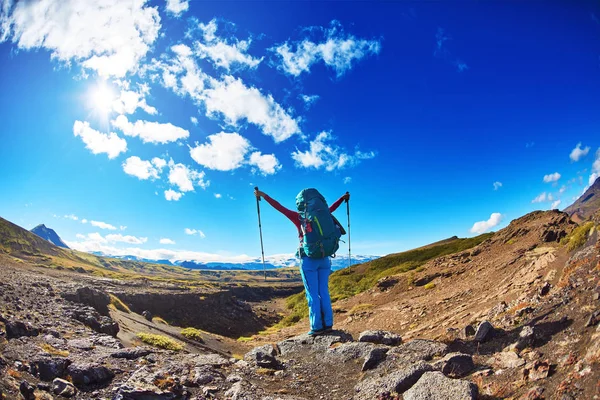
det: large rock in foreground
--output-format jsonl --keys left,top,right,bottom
{"left": 403, "top": 371, "right": 478, "bottom": 400}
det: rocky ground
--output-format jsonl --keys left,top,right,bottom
{"left": 1, "top": 210, "right": 600, "bottom": 399}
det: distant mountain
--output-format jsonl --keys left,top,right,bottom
{"left": 91, "top": 253, "right": 379, "bottom": 271}
{"left": 564, "top": 177, "right": 600, "bottom": 223}
{"left": 30, "top": 224, "right": 69, "bottom": 249}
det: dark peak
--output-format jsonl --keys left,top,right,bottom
{"left": 33, "top": 223, "right": 47, "bottom": 230}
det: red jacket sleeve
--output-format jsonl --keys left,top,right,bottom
{"left": 262, "top": 194, "right": 300, "bottom": 225}
{"left": 329, "top": 195, "right": 346, "bottom": 213}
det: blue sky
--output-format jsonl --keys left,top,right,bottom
{"left": 1, "top": 1, "right": 599, "bottom": 263}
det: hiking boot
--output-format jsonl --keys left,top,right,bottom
{"left": 308, "top": 328, "right": 326, "bottom": 337}
{"left": 324, "top": 326, "right": 333, "bottom": 333}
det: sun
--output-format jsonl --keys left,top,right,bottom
{"left": 88, "top": 82, "right": 116, "bottom": 117}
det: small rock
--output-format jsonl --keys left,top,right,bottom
{"left": 463, "top": 325, "right": 476, "bottom": 338}
{"left": 354, "top": 361, "right": 433, "bottom": 399}
{"left": 358, "top": 330, "right": 402, "bottom": 346}
{"left": 37, "top": 382, "right": 51, "bottom": 392}
{"left": 585, "top": 310, "right": 600, "bottom": 327}
{"left": 472, "top": 369, "right": 493, "bottom": 377}
{"left": 520, "top": 386, "right": 545, "bottom": 400}
{"left": 53, "top": 378, "right": 77, "bottom": 397}
{"left": 403, "top": 371, "right": 478, "bottom": 400}
{"left": 5, "top": 320, "right": 39, "bottom": 339}
{"left": 142, "top": 310, "right": 153, "bottom": 321}
{"left": 592, "top": 292, "right": 599, "bottom": 301}
{"left": 244, "top": 344, "right": 280, "bottom": 369}
{"left": 523, "top": 359, "right": 551, "bottom": 381}
{"left": 432, "top": 352, "right": 475, "bottom": 378}
{"left": 30, "top": 357, "right": 71, "bottom": 381}
{"left": 361, "top": 347, "right": 388, "bottom": 371}
{"left": 489, "top": 351, "right": 525, "bottom": 369}
{"left": 110, "top": 348, "right": 152, "bottom": 360}
{"left": 513, "top": 325, "right": 536, "bottom": 351}
{"left": 67, "top": 363, "right": 114, "bottom": 386}
{"left": 19, "top": 380, "right": 36, "bottom": 400}
{"left": 540, "top": 282, "right": 551, "bottom": 296}
{"left": 474, "top": 321, "right": 494, "bottom": 342}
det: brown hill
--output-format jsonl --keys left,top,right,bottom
{"left": 564, "top": 176, "right": 600, "bottom": 223}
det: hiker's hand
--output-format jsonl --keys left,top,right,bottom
{"left": 343, "top": 192, "right": 350, "bottom": 202}
{"left": 254, "top": 189, "right": 265, "bottom": 199}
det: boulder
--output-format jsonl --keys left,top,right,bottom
{"left": 403, "top": 371, "right": 478, "bottom": 400}
{"left": 488, "top": 351, "right": 525, "bottom": 369}
{"left": 65, "top": 306, "right": 119, "bottom": 337}
{"left": 354, "top": 361, "right": 433, "bottom": 399}
{"left": 277, "top": 330, "right": 353, "bottom": 356}
{"left": 361, "top": 347, "right": 389, "bottom": 371}
{"left": 386, "top": 339, "right": 448, "bottom": 365}
{"left": 5, "top": 320, "right": 39, "bottom": 339}
{"left": 53, "top": 378, "right": 77, "bottom": 397}
{"left": 325, "top": 342, "right": 376, "bottom": 362}
{"left": 358, "top": 330, "right": 402, "bottom": 346}
{"left": 183, "top": 365, "right": 224, "bottom": 387}
{"left": 244, "top": 344, "right": 280, "bottom": 369}
{"left": 30, "top": 357, "right": 71, "bottom": 381}
{"left": 432, "top": 353, "right": 475, "bottom": 378}
{"left": 114, "top": 367, "right": 180, "bottom": 400}
{"left": 474, "top": 321, "right": 494, "bottom": 342}
{"left": 67, "top": 363, "right": 114, "bottom": 386}
{"left": 513, "top": 325, "right": 536, "bottom": 351}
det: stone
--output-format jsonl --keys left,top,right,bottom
{"left": 463, "top": 325, "right": 476, "bottom": 338}
{"left": 142, "top": 310, "right": 153, "bottom": 321}
{"left": 514, "top": 325, "right": 536, "bottom": 351}
{"left": 474, "top": 321, "right": 494, "bottom": 342}
{"left": 489, "top": 351, "right": 525, "bottom": 369}
{"left": 431, "top": 352, "right": 475, "bottom": 378}
{"left": 403, "top": 371, "right": 478, "bottom": 400}
{"left": 5, "top": 320, "right": 39, "bottom": 339}
{"left": 358, "top": 330, "right": 402, "bottom": 346}
{"left": 585, "top": 310, "right": 600, "bottom": 327}
{"left": 325, "top": 342, "right": 376, "bottom": 362}
{"left": 67, "top": 363, "right": 114, "bottom": 386}
{"left": 67, "top": 339, "right": 94, "bottom": 350}
{"left": 354, "top": 361, "right": 433, "bottom": 399}
{"left": 520, "top": 386, "right": 545, "bottom": 400}
{"left": 65, "top": 306, "right": 119, "bottom": 337}
{"left": 386, "top": 339, "right": 448, "bottom": 365}
{"left": 540, "top": 282, "right": 551, "bottom": 296}
{"left": 111, "top": 348, "right": 152, "bottom": 360}
{"left": 361, "top": 347, "right": 388, "bottom": 371}
{"left": 244, "top": 344, "right": 280, "bottom": 369}
{"left": 19, "top": 380, "right": 36, "bottom": 400}
{"left": 30, "top": 356, "right": 71, "bottom": 381}
{"left": 523, "top": 359, "right": 550, "bottom": 381}
{"left": 53, "top": 378, "right": 77, "bottom": 397}
{"left": 185, "top": 366, "right": 223, "bottom": 387}
{"left": 277, "top": 330, "right": 353, "bottom": 356}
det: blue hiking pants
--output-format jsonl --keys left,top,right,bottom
{"left": 300, "top": 256, "right": 333, "bottom": 331}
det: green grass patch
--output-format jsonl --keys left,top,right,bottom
{"left": 423, "top": 282, "right": 436, "bottom": 290}
{"left": 40, "top": 343, "right": 69, "bottom": 357}
{"left": 562, "top": 222, "right": 595, "bottom": 252}
{"left": 136, "top": 332, "right": 183, "bottom": 351}
{"left": 108, "top": 293, "right": 131, "bottom": 313}
{"left": 180, "top": 327, "right": 205, "bottom": 343}
{"left": 348, "top": 303, "right": 375, "bottom": 314}
{"left": 236, "top": 336, "right": 256, "bottom": 342}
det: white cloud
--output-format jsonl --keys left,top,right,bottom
{"left": 160, "top": 238, "right": 176, "bottom": 245}
{"left": 248, "top": 151, "right": 281, "bottom": 175}
{"left": 165, "top": 0, "right": 188, "bottom": 17}
{"left": 185, "top": 228, "right": 206, "bottom": 238}
{"left": 105, "top": 233, "right": 147, "bottom": 245}
{"left": 559, "top": 185, "right": 567, "bottom": 194}
{"left": 291, "top": 131, "right": 375, "bottom": 171}
{"left": 112, "top": 115, "right": 189, "bottom": 144}
{"left": 0, "top": 0, "right": 161, "bottom": 78}
{"left": 64, "top": 214, "right": 78, "bottom": 221}
{"left": 112, "top": 87, "right": 157, "bottom": 115}
{"left": 214, "top": 193, "right": 222, "bottom": 199}
{"left": 300, "top": 94, "right": 320, "bottom": 108}
{"left": 272, "top": 21, "right": 381, "bottom": 78}
{"left": 203, "top": 75, "right": 300, "bottom": 142}
{"left": 470, "top": 213, "right": 502, "bottom": 234}
{"left": 543, "top": 172, "right": 561, "bottom": 183}
{"left": 189, "top": 132, "right": 250, "bottom": 171}
{"left": 167, "top": 160, "right": 209, "bottom": 192}
{"left": 73, "top": 120, "right": 127, "bottom": 159}
{"left": 90, "top": 220, "right": 117, "bottom": 230}
{"left": 493, "top": 181, "right": 502, "bottom": 190}
{"left": 190, "top": 116, "right": 198, "bottom": 125}
{"left": 81, "top": 219, "right": 88, "bottom": 224}
{"left": 343, "top": 176, "right": 352, "bottom": 184}
{"left": 570, "top": 143, "right": 590, "bottom": 162}
{"left": 194, "top": 19, "right": 263, "bottom": 71}
{"left": 164, "top": 189, "right": 183, "bottom": 201}
{"left": 551, "top": 200, "right": 561, "bottom": 209}
{"left": 122, "top": 156, "right": 166, "bottom": 180}
{"left": 531, "top": 192, "right": 548, "bottom": 203}
{"left": 120, "top": 226, "right": 127, "bottom": 231}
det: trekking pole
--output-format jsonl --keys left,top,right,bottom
{"left": 346, "top": 192, "right": 351, "bottom": 268}
{"left": 255, "top": 187, "right": 267, "bottom": 281}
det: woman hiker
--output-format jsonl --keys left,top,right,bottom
{"left": 254, "top": 188, "right": 350, "bottom": 336}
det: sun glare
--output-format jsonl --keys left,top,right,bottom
{"left": 88, "top": 82, "right": 116, "bottom": 117}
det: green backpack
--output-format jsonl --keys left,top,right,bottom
{"left": 295, "top": 188, "right": 343, "bottom": 258}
